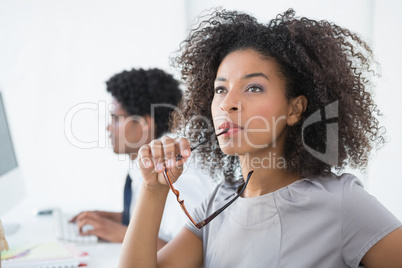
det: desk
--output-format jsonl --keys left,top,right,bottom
{"left": 1, "top": 196, "right": 122, "bottom": 267}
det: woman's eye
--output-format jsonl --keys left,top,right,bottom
{"left": 214, "top": 87, "right": 226, "bottom": 94}
{"left": 247, "top": 85, "right": 263, "bottom": 93}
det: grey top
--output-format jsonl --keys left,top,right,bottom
{"left": 185, "top": 173, "right": 401, "bottom": 268}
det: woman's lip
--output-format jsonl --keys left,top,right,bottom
{"left": 219, "top": 127, "right": 241, "bottom": 137}
{"left": 218, "top": 122, "right": 242, "bottom": 130}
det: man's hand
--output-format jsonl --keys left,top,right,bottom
{"left": 70, "top": 210, "right": 122, "bottom": 223}
{"left": 72, "top": 211, "right": 127, "bottom": 243}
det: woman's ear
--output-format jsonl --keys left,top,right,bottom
{"left": 287, "top": 95, "right": 308, "bottom": 126}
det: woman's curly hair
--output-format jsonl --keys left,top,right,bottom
{"left": 171, "top": 8, "right": 385, "bottom": 183}
{"left": 107, "top": 68, "right": 182, "bottom": 138}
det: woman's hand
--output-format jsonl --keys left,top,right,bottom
{"left": 119, "top": 135, "right": 203, "bottom": 268}
{"left": 138, "top": 135, "right": 191, "bottom": 190}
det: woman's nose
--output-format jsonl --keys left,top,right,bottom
{"left": 220, "top": 90, "right": 241, "bottom": 112}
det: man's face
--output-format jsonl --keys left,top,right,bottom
{"left": 107, "top": 98, "right": 150, "bottom": 155}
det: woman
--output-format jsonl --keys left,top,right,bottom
{"left": 119, "top": 8, "right": 402, "bottom": 267}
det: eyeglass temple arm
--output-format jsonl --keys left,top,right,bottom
{"left": 195, "top": 170, "right": 254, "bottom": 229}
{"left": 163, "top": 170, "right": 254, "bottom": 229}
{"left": 162, "top": 170, "right": 200, "bottom": 227}
{"left": 175, "top": 140, "right": 208, "bottom": 161}
{"left": 175, "top": 128, "right": 229, "bottom": 161}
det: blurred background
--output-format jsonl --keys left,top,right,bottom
{"left": 1, "top": 0, "right": 401, "bottom": 218}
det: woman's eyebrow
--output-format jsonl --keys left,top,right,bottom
{"left": 215, "top": 72, "right": 269, "bottom": 83}
{"left": 215, "top": 77, "right": 227, "bottom": 82}
{"left": 243, "top": 72, "right": 269, "bottom": 80}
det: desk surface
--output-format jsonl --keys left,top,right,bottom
{"left": 1, "top": 196, "right": 122, "bottom": 267}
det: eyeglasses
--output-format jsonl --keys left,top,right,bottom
{"left": 163, "top": 170, "right": 253, "bottom": 229}
{"left": 162, "top": 129, "right": 253, "bottom": 229}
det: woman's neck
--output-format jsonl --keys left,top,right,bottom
{"left": 239, "top": 152, "right": 300, "bottom": 198}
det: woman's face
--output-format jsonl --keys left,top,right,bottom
{"left": 211, "top": 49, "right": 292, "bottom": 157}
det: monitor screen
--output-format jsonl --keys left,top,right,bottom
{"left": 0, "top": 91, "right": 26, "bottom": 218}
{"left": 0, "top": 93, "right": 18, "bottom": 176}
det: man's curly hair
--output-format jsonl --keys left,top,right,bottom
{"left": 171, "top": 8, "right": 385, "bottom": 183}
{"left": 107, "top": 68, "right": 182, "bottom": 138}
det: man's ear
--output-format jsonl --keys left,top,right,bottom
{"left": 287, "top": 95, "right": 308, "bottom": 126}
{"left": 142, "top": 114, "right": 156, "bottom": 136}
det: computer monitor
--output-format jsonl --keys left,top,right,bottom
{"left": 0, "top": 91, "right": 26, "bottom": 225}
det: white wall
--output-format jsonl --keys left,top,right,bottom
{"left": 1, "top": 0, "right": 401, "bottom": 219}
{"left": 0, "top": 0, "right": 186, "bottom": 212}
{"left": 368, "top": 0, "right": 402, "bottom": 220}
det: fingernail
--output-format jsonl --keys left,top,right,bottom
{"left": 156, "top": 162, "right": 164, "bottom": 171}
{"left": 183, "top": 149, "right": 190, "bottom": 157}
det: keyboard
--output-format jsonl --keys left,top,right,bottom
{"left": 53, "top": 209, "right": 98, "bottom": 243}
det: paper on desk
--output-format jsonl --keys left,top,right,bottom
{"left": 0, "top": 220, "right": 9, "bottom": 252}
{"left": 0, "top": 240, "right": 88, "bottom": 268}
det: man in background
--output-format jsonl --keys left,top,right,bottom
{"left": 71, "top": 68, "right": 213, "bottom": 249}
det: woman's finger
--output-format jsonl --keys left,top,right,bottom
{"left": 138, "top": 144, "right": 153, "bottom": 169}
{"left": 160, "top": 136, "right": 177, "bottom": 170}
{"left": 177, "top": 137, "right": 191, "bottom": 166}
{"left": 149, "top": 139, "right": 165, "bottom": 173}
